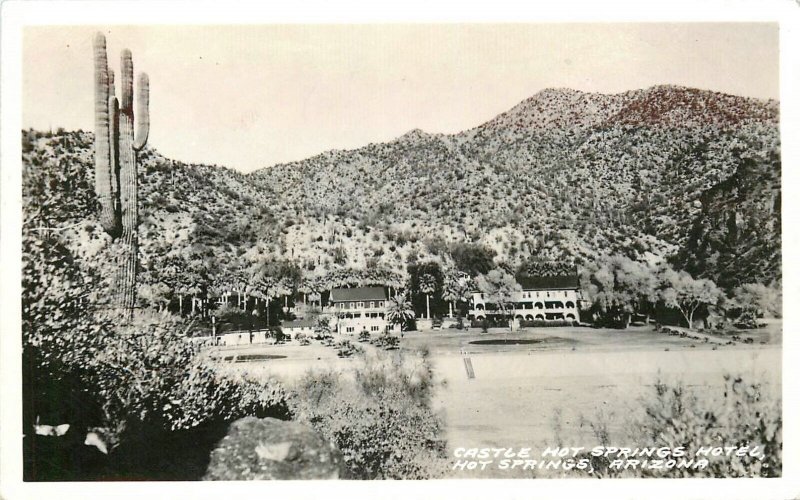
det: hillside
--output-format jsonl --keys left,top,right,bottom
{"left": 21, "top": 85, "right": 781, "bottom": 309}
{"left": 248, "top": 86, "right": 780, "bottom": 283}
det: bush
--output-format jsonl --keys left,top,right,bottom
{"left": 572, "top": 374, "right": 781, "bottom": 478}
{"left": 359, "top": 330, "right": 371, "bottom": 342}
{"left": 290, "top": 349, "right": 448, "bottom": 479}
{"left": 335, "top": 340, "right": 363, "bottom": 358}
{"left": 22, "top": 231, "right": 289, "bottom": 480}
{"left": 374, "top": 331, "right": 399, "bottom": 350}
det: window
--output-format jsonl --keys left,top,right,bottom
{"left": 359, "top": 301, "right": 364, "bottom": 308}
{"left": 564, "top": 291, "right": 568, "bottom": 297}
{"left": 379, "top": 301, "right": 384, "bottom": 307}
{"left": 370, "top": 301, "right": 375, "bottom": 308}
{"left": 346, "top": 326, "right": 354, "bottom": 333}
{"left": 371, "top": 325, "right": 380, "bottom": 332}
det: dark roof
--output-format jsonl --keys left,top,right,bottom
{"left": 516, "top": 274, "right": 579, "bottom": 290}
{"left": 282, "top": 319, "right": 316, "bottom": 329}
{"left": 329, "top": 286, "right": 387, "bottom": 302}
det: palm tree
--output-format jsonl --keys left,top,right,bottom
{"left": 419, "top": 274, "right": 436, "bottom": 319}
{"left": 442, "top": 272, "right": 471, "bottom": 318}
{"left": 387, "top": 293, "right": 416, "bottom": 331}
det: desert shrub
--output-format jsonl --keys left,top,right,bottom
{"left": 634, "top": 375, "right": 781, "bottom": 477}
{"left": 335, "top": 340, "right": 363, "bottom": 358}
{"left": 374, "top": 331, "right": 400, "bottom": 350}
{"left": 571, "top": 374, "right": 781, "bottom": 478}
{"left": 22, "top": 231, "right": 288, "bottom": 479}
{"left": 92, "top": 328, "right": 288, "bottom": 434}
{"left": 290, "top": 349, "right": 448, "bottom": 479}
{"left": 733, "top": 310, "right": 759, "bottom": 329}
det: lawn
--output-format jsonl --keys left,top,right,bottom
{"left": 208, "top": 323, "right": 781, "bottom": 479}
{"left": 399, "top": 324, "right": 782, "bottom": 478}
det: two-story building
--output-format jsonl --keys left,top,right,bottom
{"left": 329, "top": 286, "right": 397, "bottom": 335}
{"left": 468, "top": 274, "right": 581, "bottom": 324}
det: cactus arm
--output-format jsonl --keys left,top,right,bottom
{"left": 133, "top": 73, "right": 149, "bottom": 151}
{"left": 109, "top": 95, "right": 120, "bottom": 215}
{"left": 120, "top": 49, "right": 134, "bottom": 112}
{"left": 93, "top": 32, "right": 116, "bottom": 234}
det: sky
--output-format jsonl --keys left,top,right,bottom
{"left": 23, "top": 23, "right": 779, "bottom": 173}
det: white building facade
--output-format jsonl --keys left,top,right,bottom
{"left": 329, "top": 286, "right": 398, "bottom": 335}
{"left": 468, "top": 275, "right": 581, "bottom": 323}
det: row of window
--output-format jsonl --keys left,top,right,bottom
{"left": 345, "top": 325, "right": 384, "bottom": 333}
{"left": 474, "top": 301, "right": 576, "bottom": 310}
{"left": 335, "top": 301, "right": 385, "bottom": 309}
{"left": 338, "top": 312, "right": 385, "bottom": 319}
{"left": 477, "top": 290, "right": 572, "bottom": 300}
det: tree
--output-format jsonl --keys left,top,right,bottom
{"left": 474, "top": 269, "right": 521, "bottom": 331}
{"left": 387, "top": 293, "right": 416, "bottom": 331}
{"left": 450, "top": 242, "right": 496, "bottom": 277}
{"left": 730, "top": 283, "right": 782, "bottom": 320}
{"left": 442, "top": 271, "right": 471, "bottom": 318}
{"left": 314, "top": 315, "right": 332, "bottom": 338}
{"left": 659, "top": 269, "right": 723, "bottom": 330}
{"left": 580, "top": 255, "right": 660, "bottom": 328}
{"left": 418, "top": 274, "right": 436, "bottom": 320}
{"left": 249, "top": 259, "right": 299, "bottom": 326}
{"left": 407, "top": 261, "right": 444, "bottom": 319}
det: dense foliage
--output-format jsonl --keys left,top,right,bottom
{"left": 290, "top": 349, "right": 448, "bottom": 479}
{"left": 22, "top": 227, "right": 288, "bottom": 479}
{"left": 579, "top": 253, "right": 779, "bottom": 329}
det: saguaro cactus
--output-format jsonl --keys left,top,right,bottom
{"left": 92, "top": 33, "right": 150, "bottom": 318}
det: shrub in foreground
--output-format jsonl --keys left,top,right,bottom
{"left": 22, "top": 231, "right": 288, "bottom": 480}
{"left": 290, "top": 349, "right": 448, "bottom": 479}
{"left": 572, "top": 374, "right": 781, "bottom": 478}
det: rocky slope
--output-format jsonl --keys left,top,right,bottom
{"left": 22, "top": 85, "right": 781, "bottom": 305}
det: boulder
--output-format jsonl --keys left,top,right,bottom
{"left": 203, "top": 417, "right": 345, "bottom": 480}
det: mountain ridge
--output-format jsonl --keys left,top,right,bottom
{"left": 21, "top": 83, "right": 781, "bottom": 308}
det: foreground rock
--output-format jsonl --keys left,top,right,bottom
{"left": 204, "top": 417, "right": 345, "bottom": 480}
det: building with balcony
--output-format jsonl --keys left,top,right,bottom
{"left": 329, "top": 286, "right": 398, "bottom": 335}
{"left": 468, "top": 274, "right": 581, "bottom": 324}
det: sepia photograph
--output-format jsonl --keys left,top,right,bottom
{"left": 2, "top": 2, "right": 799, "bottom": 499}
